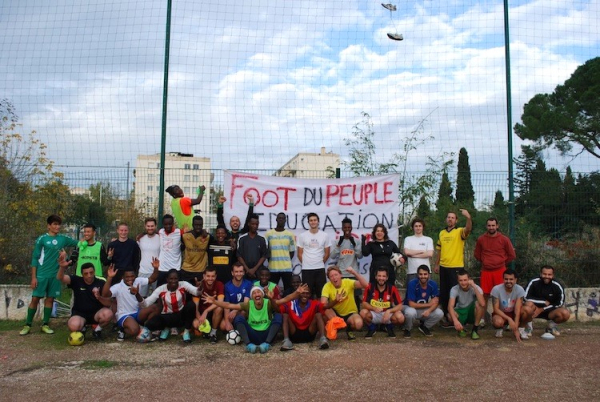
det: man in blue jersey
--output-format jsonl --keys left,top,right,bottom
{"left": 402, "top": 265, "right": 444, "bottom": 338}
{"left": 221, "top": 262, "right": 253, "bottom": 332}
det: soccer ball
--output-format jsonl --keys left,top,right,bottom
{"left": 390, "top": 252, "right": 404, "bottom": 267}
{"left": 136, "top": 326, "right": 152, "bottom": 343}
{"left": 68, "top": 331, "right": 85, "bottom": 346}
{"left": 226, "top": 330, "right": 241, "bottom": 345}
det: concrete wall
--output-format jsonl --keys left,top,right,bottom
{"left": 1, "top": 285, "right": 35, "bottom": 320}
{"left": 565, "top": 287, "right": 600, "bottom": 322}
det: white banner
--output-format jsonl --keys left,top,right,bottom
{"left": 223, "top": 171, "right": 400, "bottom": 276}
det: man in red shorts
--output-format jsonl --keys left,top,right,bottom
{"left": 474, "top": 217, "right": 515, "bottom": 325}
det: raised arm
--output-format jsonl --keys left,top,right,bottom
{"left": 461, "top": 209, "right": 472, "bottom": 238}
{"left": 191, "top": 185, "right": 206, "bottom": 206}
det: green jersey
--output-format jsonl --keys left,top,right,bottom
{"left": 31, "top": 233, "right": 78, "bottom": 278}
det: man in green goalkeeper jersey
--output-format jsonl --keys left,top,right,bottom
{"left": 20, "top": 215, "right": 78, "bottom": 335}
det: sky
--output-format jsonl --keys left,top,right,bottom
{"left": 1, "top": 0, "right": 599, "bottom": 203}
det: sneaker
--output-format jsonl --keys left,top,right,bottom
{"left": 541, "top": 331, "right": 555, "bottom": 340}
{"left": 478, "top": 318, "right": 486, "bottom": 328}
{"left": 258, "top": 342, "right": 271, "bottom": 354}
{"left": 280, "top": 338, "right": 294, "bottom": 351}
{"left": 182, "top": 330, "right": 191, "bottom": 343}
{"left": 246, "top": 344, "right": 258, "bottom": 354}
{"left": 547, "top": 326, "right": 560, "bottom": 336}
{"left": 92, "top": 330, "right": 103, "bottom": 341}
{"left": 111, "top": 323, "right": 119, "bottom": 333}
{"left": 40, "top": 324, "right": 54, "bottom": 334}
{"left": 386, "top": 327, "right": 396, "bottom": 338}
{"left": 381, "top": 3, "right": 397, "bottom": 11}
{"left": 440, "top": 318, "right": 454, "bottom": 329}
{"left": 347, "top": 331, "right": 356, "bottom": 341}
{"left": 418, "top": 325, "right": 432, "bottom": 337}
{"left": 209, "top": 334, "right": 218, "bottom": 344}
{"left": 318, "top": 336, "right": 329, "bottom": 350}
{"left": 19, "top": 325, "right": 31, "bottom": 336}
{"left": 170, "top": 327, "right": 179, "bottom": 336}
{"left": 117, "top": 331, "right": 125, "bottom": 341}
{"left": 364, "top": 329, "right": 375, "bottom": 339}
{"left": 495, "top": 329, "right": 504, "bottom": 338}
{"left": 81, "top": 325, "right": 88, "bottom": 335}
{"left": 403, "top": 329, "right": 411, "bottom": 338}
{"left": 458, "top": 330, "right": 467, "bottom": 338}
{"left": 159, "top": 328, "right": 170, "bottom": 341}
{"left": 471, "top": 331, "right": 480, "bottom": 340}
{"left": 387, "top": 33, "right": 404, "bottom": 41}
{"left": 519, "top": 327, "right": 529, "bottom": 340}
{"left": 525, "top": 322, "right": 533, "bottom": 336}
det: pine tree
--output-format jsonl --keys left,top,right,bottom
{"left": 455, "top": 147, "right": 475, "bottom": 210}
{"left": 435, "top": 171, "right": 454, "bottom": 212}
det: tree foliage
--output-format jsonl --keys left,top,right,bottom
{"left": 342, "top": 111, "right": 453, "bottom": 230}
{"left": 515, "top": 57, "right": 600, "bottom": 159}
{"left": 455, "top": 147, "right": 475, "bottom": 210}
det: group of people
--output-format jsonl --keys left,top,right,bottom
{"left": 20, "top": 185, "right": 570, "bottom": 353}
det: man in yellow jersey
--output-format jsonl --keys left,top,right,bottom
{"left": 433, "top": 209, "right": 472, "bottom": 325}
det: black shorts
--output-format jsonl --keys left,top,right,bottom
{"left": 179, "top": 270, "right": 203, "bottom": 286}
{"left": 71, "top": 310, "right": 98, "bottom": 325}
{"left": 335, "top": 311, "right": 356, "bottom": 323}
{"left": 537, "top": 307, "right": 558, "bottom": 320}
{"left": 290, "top": 328, "right": 317, "bottom": 343}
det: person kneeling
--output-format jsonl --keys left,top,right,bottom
{"left": 360, "top": 267, "right": 405, "bottom": 338}
{"left": 321, "top": 266, "right": 369, "bottom": 341}
{"left": 203, "top": 284, "right": 308, "bottom": 354}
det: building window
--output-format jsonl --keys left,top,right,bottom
{"left": 147, "top": 196, "right": 153, "bottom": 203}
{"left": 184, "top": 164, "right": 191, "bottom": 170}
{"left": 148, "top": 174, "right": 154, "bottom": 180}
{"left": 192, "top": 175, "right": 199, "bottom": 182}
{"left": 156, "top": 163, "right": 160, "bottom": 168}
{"left": 193, "top": 164, "right": 199, "bottom": 170}
{"left": 184, "top": 175, "right": 191, "bottom": 182}
{"left": 184, "top": 187, "right": 191, "bottom": 194}
{"left": 147, "top": 185, "right": 153, "bottom": 191}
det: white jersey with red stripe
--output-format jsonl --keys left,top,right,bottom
{"left": 142, "top": 281, "right": 200, "bottom": 313}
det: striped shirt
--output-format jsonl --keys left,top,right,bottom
{"left": 265, "top": 229, "right": 295, "bottom": 272}
{"left": 142, "top": 281, "right": 200, "bottom": 314}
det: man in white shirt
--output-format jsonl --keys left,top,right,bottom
{"left": 137, "top": 217, "right": 161, "bottom": 297}
{"left": 403, "top": 218, "right": 434, "bottom": 285}
{"left": 297, "top": 213, "right": 330, "bottom": 299}
{"left": 157, "top": 214, "right": 183, "bottom": 286}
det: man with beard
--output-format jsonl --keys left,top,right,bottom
{"left": 523, "top": 265, "right": 570, "bottom": 339}
{"left": 137, "top": 218, "right": 160, "bottom": 297}
{"left": 280, "top": 285, "right": 329, "bottom": 351}
{"left": 360, "top": 267, "right": 405, "bottom": 339}
{"left": 475, "top": 218, "right": 516, "bottom": 324}
{"left": 491, "top": 269, "right": 529, "bottom": 342}
{"left": 193, "top": 266, "right": 224, "bottom": 343}
{"left": 403, "top": 265, "right": 444, "bottom": 338}
{"left": 217, "top": 194, "right": 254, "bottom": 241}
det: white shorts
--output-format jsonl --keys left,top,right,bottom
{"left": 370, "top": 311, "right": 391, "bottom": 325}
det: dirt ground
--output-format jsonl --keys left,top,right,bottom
{"left": 1, "top": 320, "right": 599, "bottom": 402}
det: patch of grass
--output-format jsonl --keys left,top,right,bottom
{"left": 83, "top": 360, "right": 117, "bottom": 369}
{"left": 0, "top": 320, "right": 22, "bottom": 331}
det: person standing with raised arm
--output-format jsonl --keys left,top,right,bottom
{"left": 433, "top": 209, "right": 472, "bottom": 325}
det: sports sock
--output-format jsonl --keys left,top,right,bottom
{"left": 209, "top": 328, "right": 217, "bottom": 336}
{"left": 234, "top": 322, "right": 251, "bottom": 345}
{"left": 26, "top": 308, "right": 36, "bottom": 326}
{"left": 42, "top": 307, "right": 52, "bottom": 325}
{"left": 472, "top": 325, "right": 479, "bottom": 332}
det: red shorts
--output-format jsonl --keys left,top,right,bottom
{"left": 480, "top": 268, "right": 506, "bottom": 295}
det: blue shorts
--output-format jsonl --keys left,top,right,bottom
{"left": 117, "top": 310, "right": 140, "bottom": 328}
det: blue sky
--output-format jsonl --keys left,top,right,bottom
{"left": 1, "top": 0, "right": 599, "bottom": 200}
